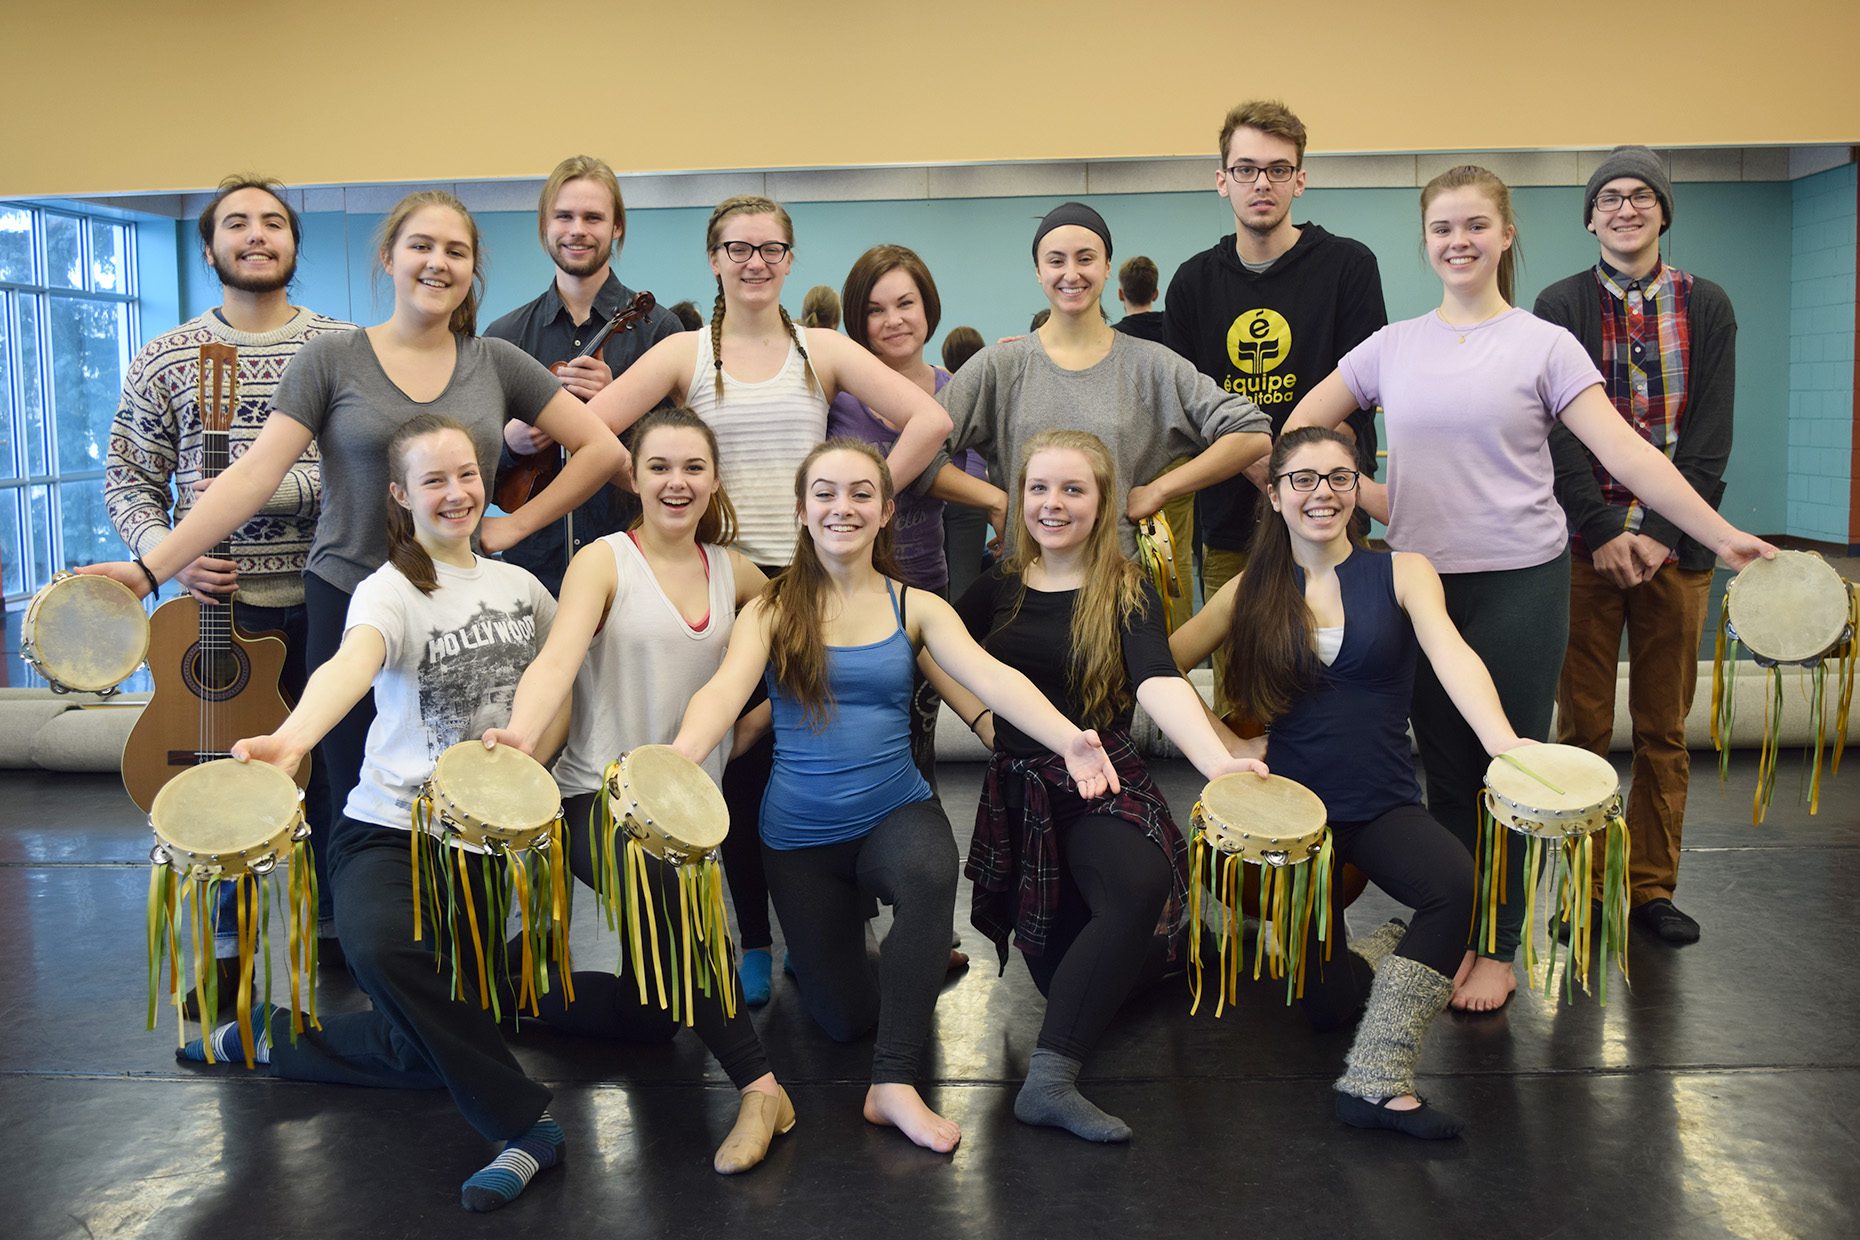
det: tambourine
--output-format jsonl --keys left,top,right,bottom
{"left": 412, "top": 742, "right": 572, "bottom": 1020}
{"left": 21, "top": 571, "right": 150, "bottom": 695}
{"left": 1712, "top": 550, "right": 1858, "bottom": 824}
{"left": 146, "top": 759, "right": 319, "bottom": 1066}
{"left": 1477, "top": 745, "right": 1630, "bottom": 1003}
{"left": 596, "top": 746, "right": 736, "bottom": 1024}
{"left": 1185, "top": 770, "right": 1334, "bottom": 1015}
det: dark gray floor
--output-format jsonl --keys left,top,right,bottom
{"left": 2, "top": 750, "right": 1856, "bottom": 1239}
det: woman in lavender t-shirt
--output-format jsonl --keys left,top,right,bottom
{"left": 1285, "top": 166, "right": 1771, "bottom": 1014}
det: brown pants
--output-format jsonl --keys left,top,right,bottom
{"left": 1555, "top": 555, "right": 1714, "bottom": 906}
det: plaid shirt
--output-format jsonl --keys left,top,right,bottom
{"left": 965, "top": 729, "right": 1189, "bottom": 970}
{"left": 1581, "top": 259, "right": 1695, "bottom": 561}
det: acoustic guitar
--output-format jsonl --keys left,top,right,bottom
{"left": 493, "top": 290, "right": 657, "bottom": 513}
{"left": 121, "top": 343, "right": 307, "bottom": 811}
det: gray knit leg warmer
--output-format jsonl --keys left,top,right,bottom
{"left": 1349, "top": 918, "right": 1409, "bottom": 975}
{"left": 1334, "top": 955, "right": 1452, "bottom": 1101}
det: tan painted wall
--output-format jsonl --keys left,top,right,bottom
{"left": 7, "top": 0, "right": 1859, "bottom": 198}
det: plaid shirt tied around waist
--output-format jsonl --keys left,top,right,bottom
{"left": 965, "top": 729, "right": 1189, "bottom": 970}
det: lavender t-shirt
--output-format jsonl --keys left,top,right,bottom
{"left": 1338, "top": 309, "right": 1602, "bottom": 574}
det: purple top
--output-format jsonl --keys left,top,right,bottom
{"left": 1338, "top": 308, "right": 1602, "bottom": 574}
{"left": 828, "top": 367, "right": 953, "bottom": 591}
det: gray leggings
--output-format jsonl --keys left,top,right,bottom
{"left": 1410, "top": 550, "right": 1570, "bottom": 962}
{"left": 761, "top": 797, "right": 959, "bottom": 1084}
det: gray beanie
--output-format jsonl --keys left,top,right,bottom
{"left": 1583, "top": 145, "right": 1673, "bottom": 233}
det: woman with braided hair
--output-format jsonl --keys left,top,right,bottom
{"left": 583, "top": 195, "right": 951, "bottom": 1005}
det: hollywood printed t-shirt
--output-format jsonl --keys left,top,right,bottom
{"left": 341, "top": 556, "right": 557, "bottom": 833}
{"left": 1338, "top": 309, "right": 1602, "bottom": 574}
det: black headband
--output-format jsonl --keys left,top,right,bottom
{"left": 1031, "top": 202, "right": 1113, "bottom": 262}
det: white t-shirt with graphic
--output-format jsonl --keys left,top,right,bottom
{"left": 342, "top": 555, "right": 557, "bottom": 831}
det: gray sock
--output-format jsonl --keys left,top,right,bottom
{"left": 1015, "top": 1049, "right": 1131, "bottom": 1143}
{"left": 1349, "top": 919, "right": 1409, "bottom": 974}
{"left": 1335, "top": 955, "right": 1452, "bottom": 1101}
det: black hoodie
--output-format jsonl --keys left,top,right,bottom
{"left": 1163, "top": 224, "right": 1386, "bottom": 550}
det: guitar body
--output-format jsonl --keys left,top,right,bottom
{"left": 120, "top": 597, "right": 307, "bottom": 812}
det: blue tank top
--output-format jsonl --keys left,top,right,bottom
{"left": 761, "top": 580, "right": 934, "bottom": 849}
{"left": 1266, "top": 550, "right": 1423, "bottom": 822}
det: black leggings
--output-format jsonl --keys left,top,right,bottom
{"left": 1022, "top": 812, "right": 1173, "bottom": 1063}
{"left": 760, "top": 797, "right": 958, "bottom": 1084}
{"left": 517, "top": 792, "right": 771, "bottom": 1089}
{"left": 267, "top": 819, "right": 550, "bottom": 1142}
{"left": 1409, "top": 551, "right": 1569, "bottom": 962}
{"left": 720, "top": 728, "right": 775, "bottom": 950}
{"left": 1298, "top": 802, "right": 1475, "bottom": 1032}
{"left": 303, "top": 571, "right": 378, "bottom": 871}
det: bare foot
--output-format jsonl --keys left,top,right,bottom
{"left": 1452, "top": 949, "right": 1475, "bottom": 990}
{"left": 1383, "top": 1093, "right": 1421, "bottom": 1111}
{"left": 863, "top": 1083, "right": 961, "bottom": 1153}
{"left": 948, "top": 948, "right": 970, "bottom": 973}
{"left": 1450, "top": 956, "right": 1517, "bottom": 1012}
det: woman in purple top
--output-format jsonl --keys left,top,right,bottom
{"left": 1285, "top": 165, "right": 1772, "bottom": 1012}
{"left": 831, "top": 246, "right": 997, "bottom": 799}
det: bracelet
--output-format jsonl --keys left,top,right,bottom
{"left": 131, "top": 557, "right": 160, "bottom": 595}
{"left": 965, "top": 707, "right": 992, "bottom": 733}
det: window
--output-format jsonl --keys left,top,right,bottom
{"left": 0, "top": 204, "right": 138, "bottom": 603}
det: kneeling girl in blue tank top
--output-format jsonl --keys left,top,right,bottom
{"left": 674, "top": 438, "right": 1121, "bottom": 1155}
{"left": 1173, "top": 427, "right": 1533, "bottom": 1141}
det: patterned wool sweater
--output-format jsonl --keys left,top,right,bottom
{"left": 105, "top": 307, "right": 355, "bottom": 607}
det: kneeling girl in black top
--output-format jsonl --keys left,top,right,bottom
{"left": 940, "top": 429, "right": 1266, "bottom": 1143}
{"left": 1172, "top": 427, "right": 1531, "bottom": 1139}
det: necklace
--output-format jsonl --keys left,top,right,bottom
{"left": 1440, "top": 304, "right": 1508, "bottom": 344}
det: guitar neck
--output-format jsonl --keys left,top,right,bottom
{"left": 202, "top": 428, "right": 236, "bottom": 619}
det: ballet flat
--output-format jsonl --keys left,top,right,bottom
{"left": 714, "top": 1086, "right": 796, "bottom": 1175}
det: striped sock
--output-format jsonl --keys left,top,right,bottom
{"left": 460, "top": 1113, "right": 564, "bottom": 1212}
{"left": 176, "top": 1017, "right": 270, "bottom": 1065}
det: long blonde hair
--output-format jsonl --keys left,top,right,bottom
{"left": 764, "top": 438, "right": 903, "bottom": 728}
{"left": 1001, "top": 430, "right": 1149, "bottom": 731}
{"left": 704, "top": 195, "right": 819, "bottom": 404}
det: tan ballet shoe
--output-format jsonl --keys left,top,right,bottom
{"left": 713, "top": 1086, "right": 796, "bottom": 1175}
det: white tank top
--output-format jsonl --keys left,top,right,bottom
{"left": 552, "top": 534, "right": 738, "bottom": 795}
{"left": 684, "top": 323, "right": 828, "bottom": 566}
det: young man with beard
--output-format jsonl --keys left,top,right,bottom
{"left": 106, "top": 174, "right": 352, "bottom": 982}
{"left": 1164, "top": 101, "right": 1386, "bottom": 602}
{"left": 487, "top": 155, "right": 683, "bottom": 594}
{"left": 1542, "top": 147, "right": 1736, "bottom": 947}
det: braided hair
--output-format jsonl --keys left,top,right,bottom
{"left": 702, "top": 195, "right": 819, "bottom": 404}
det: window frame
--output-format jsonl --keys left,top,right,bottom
{"left": 0, "top": 202, "right": 139, "bottom": 605}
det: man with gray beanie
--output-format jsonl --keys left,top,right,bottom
{"left": 1539, "top": 145, "right": 1738, "bottom": 946}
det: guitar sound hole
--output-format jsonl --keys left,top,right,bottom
{"left": 182, "top": 643, "right": 252, "bottom": 702}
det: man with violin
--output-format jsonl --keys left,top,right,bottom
{"left": 488, "top": 154, "right": 685, "bottom": 594}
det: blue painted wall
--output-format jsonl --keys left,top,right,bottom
{"left": 1787, "top": 163, "right": 1857, "bottom": 543}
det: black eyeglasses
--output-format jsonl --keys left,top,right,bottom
{"left": 1274, "top": 468, "right": 1359, "bottom": 492}
{"left": 712, "top": 240, "right": 792, "bottom": 264}
{"left": 1594, "top": 189, "right": 1659, "bottom": 212}
{"left": 1226, "top": 163, "right": 1298, "bottom": 184}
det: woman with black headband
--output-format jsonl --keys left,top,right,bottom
{"left": 935, "top": 202, "right": 1272, "bottom": 558}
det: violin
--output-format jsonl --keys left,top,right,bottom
{"left": 494, "top": 290, "right": 656, "bottom": 513}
